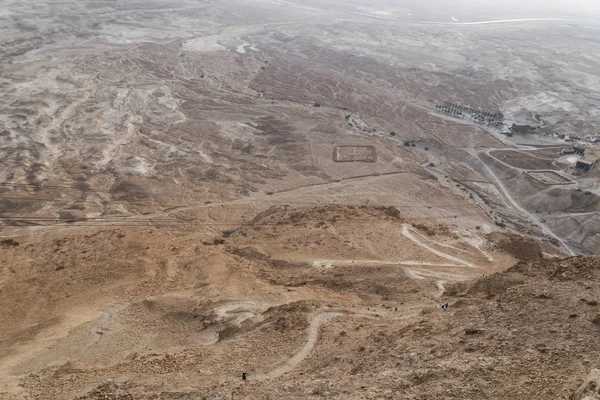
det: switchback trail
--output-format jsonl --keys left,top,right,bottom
{"left": 250, "top": 308, "right": 423, "bottom": 382}
{"left": 402, "top": 224, "right": 476, "bottom": 267}
{"left": 251, "top": 312, "right": 342, "bottom": 381}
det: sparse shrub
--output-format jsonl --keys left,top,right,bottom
{"left": 313, "top": 103, "right": 321, "bottom": 107}
{"left": 203, "top": 238, "right": 225, "bottom": 246}
{"left": 390, "top": 131, "right": 396, "bottom": 136}
{"left": 413, "top": 223, "right": 436, "bottom": 236}
{"left": 0, "top": 239, "right": 19, "bottom": 247}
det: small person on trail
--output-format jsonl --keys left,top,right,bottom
{"left": 242, "top": 372, "right": 247, "bottom": 382}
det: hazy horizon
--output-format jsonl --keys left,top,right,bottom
{"left": 313, "top": 0, "right": 600, "bottom": 20}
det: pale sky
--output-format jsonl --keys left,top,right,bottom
{"left": 442, "top": 0, "right": 600, "bottom": 15}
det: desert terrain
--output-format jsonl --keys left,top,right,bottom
{"left": 1, "top": 0, "right": 600, "bottom": 398}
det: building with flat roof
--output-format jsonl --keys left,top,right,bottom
{"left": 562, "top": 147, "right": 586, "bottom": 156}
{"left": 575, "top": 158, "right": 596, "bottom": 171}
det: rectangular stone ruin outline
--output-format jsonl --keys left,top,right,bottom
{"left": 333, "top": 145, "right": 377, "bottom": 163}
{"left": 525, "top": 170, "right": 575, "bottom": 185}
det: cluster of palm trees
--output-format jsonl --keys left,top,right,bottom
{"left": 436, "top": 101, "right": 504, "bottom": 127}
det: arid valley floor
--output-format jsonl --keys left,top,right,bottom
{"left": 2, "top": 0, "right": 600, "bottom": 399}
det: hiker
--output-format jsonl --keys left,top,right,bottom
{"left": 242, "top": 372, "right": 247, "bottom": 382}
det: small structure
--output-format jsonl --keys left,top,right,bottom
{"left": 526, "top": 170, "right": 574, "bottom": 185}
{"left": 562, "top": 147, "right": 586, "bottom": 156}
{"left": 575, "top": 158, "right": 596, "bottom": 172}
{"left": 561, "top": 148, "right": 575, "bottom": 155}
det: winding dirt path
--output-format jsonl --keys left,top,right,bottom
{"left": 435, "top": 280, "right": 446, "bottom": 298}
{"left": 405, "top": 268, "right": 476, "bottom": 298}
{"left": 315, "top": 224, "right": 479, "bottom": 270}
{"left": 250, "top": 308, "right": 423, "bottom": 382}
{"left": 477, "top": 152, "right": 576, "bottom": 256}
{"left": 402, "top": 224, "right": 476, "bottom": 267}
{"left": 313, "top": 259, "right": 464, "bottom": 268}
{"left": 313, "top": 224, "right": 480, "bottom": 301}
{"left": 251, "top": 312, "right": 342, "bottom": 381}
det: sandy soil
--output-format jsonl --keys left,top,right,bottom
{"left": 2, "top": 0, "right": 600, "bottom": 398}
{"left": 0, "top": 205, "right": 531, "bottom": 399}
